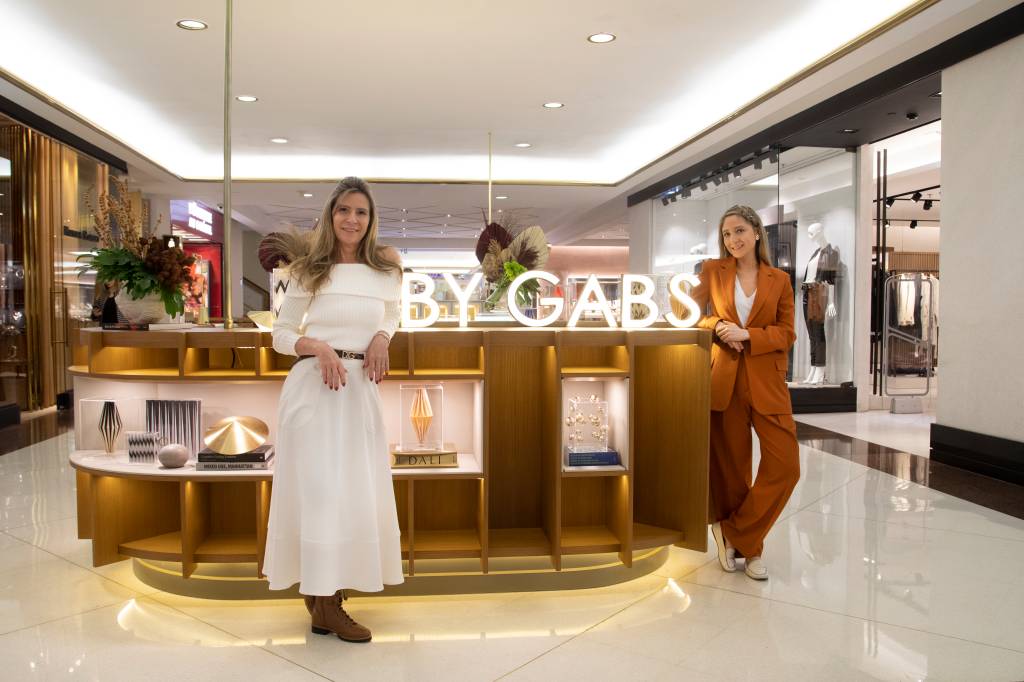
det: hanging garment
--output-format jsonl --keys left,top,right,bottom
{"left": 897, "top": 278, "right": 917, "bottom": 326}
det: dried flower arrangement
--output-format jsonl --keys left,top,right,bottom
{"left": 474, "top": 217, "right": 550, "bottom": 309}
{"left": 77, "top": 177, "right": 195, "bottom": 316}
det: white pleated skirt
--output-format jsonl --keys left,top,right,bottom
{"left": 263, "top": 356, "right": 404, "bottom": 595}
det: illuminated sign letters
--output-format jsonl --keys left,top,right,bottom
{"left": 401, "top": 271, "right": 702, "bottom": 329}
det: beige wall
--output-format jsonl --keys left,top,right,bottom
{"left": 938, "top": 33, "right": 1024, "bottom": 442}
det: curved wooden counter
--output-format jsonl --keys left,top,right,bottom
{"left": 70, "top": 326, "right": 711, "bottom": 580}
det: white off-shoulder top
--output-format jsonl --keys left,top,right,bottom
{"left": 272, "top": 263, "right": 402, "bottom": 356}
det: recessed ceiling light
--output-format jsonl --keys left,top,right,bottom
{"left": 514, "top": 142, "right": 532, "bottom": 148}
{"left": 588, "top": 33, "right": 616, "bottom": 44}
{"left": 543, "top": 102, "right": 564, "bottom": 109}
{"left": 270, "top": 138, "right": 288, "bottom": 144}
{"left": 495, "top": 195, "right": 508, "bottom": 200}
{"left": 176, "top": 19, "right": 207, "bottom": 30}
{"left": 236, "top": 95, "right": 258, "bottom": 103}
{"left": 838, "top": 128, "right": 859, "bottom": 134}
{"left": 302, "top": 192, "right": 313, "bottom": 198}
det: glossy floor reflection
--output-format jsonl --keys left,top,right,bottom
{"left": 1, "top": 433, "right": 1023, "bottom": 680}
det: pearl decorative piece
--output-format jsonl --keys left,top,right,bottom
{"left": 157, "top": 443, "right": 190, "bottom": 469}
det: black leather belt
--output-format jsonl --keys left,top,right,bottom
{"left": 298, "top": 349, "right": 365, "bottom": 362}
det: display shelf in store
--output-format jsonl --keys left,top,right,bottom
{"left": 561, "top": 465, "right": 627, "bottom": 477}
{"left": 119, "top": 531, "right": 183, "bottom": 561}
{"left": 413, "top": 530, "right": 482, "bottom": 559}
{"left": 560, "top": 526, "right": 621, "bottom": 554}
{"left": 69, "top": 326, "right": 710, "bottom": 587}
{"left": 487, "top": 528, "right": 552, "bottom": 557}
{"left": 632, "top": 523, "right": 685, "bottom": 550}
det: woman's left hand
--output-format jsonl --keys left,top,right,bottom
{"left": 364, "top": 333, "right": 390, "bottom": 384}
{"left": 718, "top": 322, "right": 751, "bottom": 344}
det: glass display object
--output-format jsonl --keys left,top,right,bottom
{"left": 565, "top": 393, "right": 610, "bottom": 454}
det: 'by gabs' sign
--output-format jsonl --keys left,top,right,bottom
{"left": 401, "top": 272, "right": 702, "bottom": 329}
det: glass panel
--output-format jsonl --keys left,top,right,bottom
{"left": 778, "top": 147, "right": 857, "bottom": 387}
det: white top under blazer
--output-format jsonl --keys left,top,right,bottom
{"left": 734, "top": 276, "right": 756, "bottom": 328}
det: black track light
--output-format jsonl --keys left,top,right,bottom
{"left": 754, "top": 159, "right": 763, "bottom": 170}
{"left": 700, "top": 182, "right": 708, "bottom": 191}
{"left": 885, "top": 197, "right": 895, "bottom": 208}
{"left": 769, "top": 151, "right": 779, "bottom": 164}
{"left": 661, "top": 197, "right": 670, "bottom": 206}
{"left": 732, "top": 168, "right": 741, "bottom": 179}
{"left": 670, "top": 194, "right": 678, "bottom": 203}
{"left": 912, "top": 191, "right": 922, "bottom": 202}
{"left": 884, "top": 220, "right": 891, "bottom": 228}
{"left": 923, "top": 199, "right": 933, "bottom": 210}
{"left": 712, "top": 176, "right": 722, "bottom": 186}
{"left": 910, "top": 220, "right": 918, "bottom": 229}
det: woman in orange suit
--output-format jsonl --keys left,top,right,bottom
{"left": 690, "top": 205, "right": 800, "bottom": 580}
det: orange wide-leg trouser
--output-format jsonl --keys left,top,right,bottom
{"left": 709, "top": 356, "right": 800, "bottom": 558}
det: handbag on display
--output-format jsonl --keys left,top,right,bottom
{"left": 805, "top": 282, "right": 828, "bottom": 322}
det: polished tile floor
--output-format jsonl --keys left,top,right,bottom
{"left": 795, "top": 410, "right": 936, "bottom": 458}
{"left": 3, "top": 430, "right": 1024, "bottom": 680}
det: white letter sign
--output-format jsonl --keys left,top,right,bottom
{"left": 621, "top": 274, "right": 659, "bottom": 328}
{"left": 507, "top": 270, "right": 564, "bottom": 327}
{"left": 442, "top": 272, "right": 483, "bottom": 327}
{"left": 401, "top": 273, "right": 440, "bottom": 328}
{"left": 665, "top": 273, "right": 701, "bottom": 328}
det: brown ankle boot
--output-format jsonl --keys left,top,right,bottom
{"left": 310, "top": 592, "right": 371, "bottom": 643}
{"left": 302, "top": 595, "right": 315, "bottom": 615}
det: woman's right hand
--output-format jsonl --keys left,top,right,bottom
{"left": 715, "top": 321, "right": 745, "bottom": 353}
{"left": 313, "top": 341, "right": 347, "bottom": 390}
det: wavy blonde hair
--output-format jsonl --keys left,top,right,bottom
{"left": 717, "top": 205, "right": 772, "bottom": 266}
{"left": 265, "top": 177, "right": 400, "bottom": 293}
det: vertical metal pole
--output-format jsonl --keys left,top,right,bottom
{"left": 872, "top": 151, "right": 881, "bottom": 394}
{"left": 487, "top": 132, "right": 493, "bottom": 225}
{"left": 879, "top": 149, "right": 888, "bottom": 394}
{"left": 222, "top": 0, "right": 234, "bottom": 328}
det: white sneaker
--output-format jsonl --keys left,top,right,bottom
{"left": 710, "top": 522, "right": 736, "bottom": 572}
{"left": 745, "top": 556, "right": 768, "bottom": 580}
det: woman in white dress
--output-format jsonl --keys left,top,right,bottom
{"left": 262, "top": 177, "right": 404, "bottom": 643}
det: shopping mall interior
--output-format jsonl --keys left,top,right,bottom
{"left": 1, "top": 1, "right": 1023, "bottom": 680}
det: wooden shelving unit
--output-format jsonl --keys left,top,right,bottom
{"left": 70, "top": 326, "right": 710, "bottom": 579}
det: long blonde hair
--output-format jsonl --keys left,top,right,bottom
{"left": 266, "top": 177, "right": 400, "bottom": 293}
{"left": 717, "top": 205, "right": 772, "bottom": 266}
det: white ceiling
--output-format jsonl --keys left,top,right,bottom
{"left": 0, "top": 1, "right": 1010, "bottom": 242}
{"left": 4, "top": 0, "right": 922, "bottom": 183}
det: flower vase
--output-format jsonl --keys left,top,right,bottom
{"left": 98, "top": 400, "right": 122, "bottom": 454}
{"left": 116, "top": 289, "right": 168, "bottom": 324}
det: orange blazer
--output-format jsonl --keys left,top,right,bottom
{"left": 691, "top": 257, "right": 796, "bottom": 415}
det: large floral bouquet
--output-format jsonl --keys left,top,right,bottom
{"left": 77, "top": 178, "right": 195, "bottom": 316}
{"left": 474, "top": 220, "right": 549, "bottom": 309}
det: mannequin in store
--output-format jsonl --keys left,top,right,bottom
{"left": 800, "top": 222, "right": 838, "bottom": 385}
{"left": 690, "top": 242, "right": 708, "bottom": 274}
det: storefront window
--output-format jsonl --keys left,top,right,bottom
{"left": 778, "top": 148, "right": 856, "bottom": 387}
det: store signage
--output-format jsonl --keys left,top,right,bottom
{"left": 169, "top": 199, "right": 224, "bottom": 242}
{"left": 401, "top": 271, "right": 701, "bottom": 329}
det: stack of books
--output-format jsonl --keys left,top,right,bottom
{"left": 196, "top": 444, "right": 275, "bottom": 470}
{"left": 565, "top": 448, "right": 621, "bottom": 467}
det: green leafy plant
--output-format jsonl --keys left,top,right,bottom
{"left": 76, "top": 178, "right": 195, "bottom": 316}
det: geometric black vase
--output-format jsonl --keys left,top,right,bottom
{"left": 98, "top": 400, "right": 122, "bottom": 454}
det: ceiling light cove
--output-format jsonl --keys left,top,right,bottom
{"left": 176, "top": 19, "right": 207, "bottom": 30}
{"left": 495, "top": 195, "right": 508, "bottom": 200}
{"left": 1, "top": 2, "right": 926, "bottom": 183}
{"left": 270, "top": 138, "right": 288, "bottom": 144}
{"left": 302, "top": 192, "right": 313, "bottom": 197}
{"left": 587, "top": 33, "right": 616, "bottom": 43}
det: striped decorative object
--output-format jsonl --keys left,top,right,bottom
{"left": 98, "top": 401, "right": 122, "bottom": 454}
